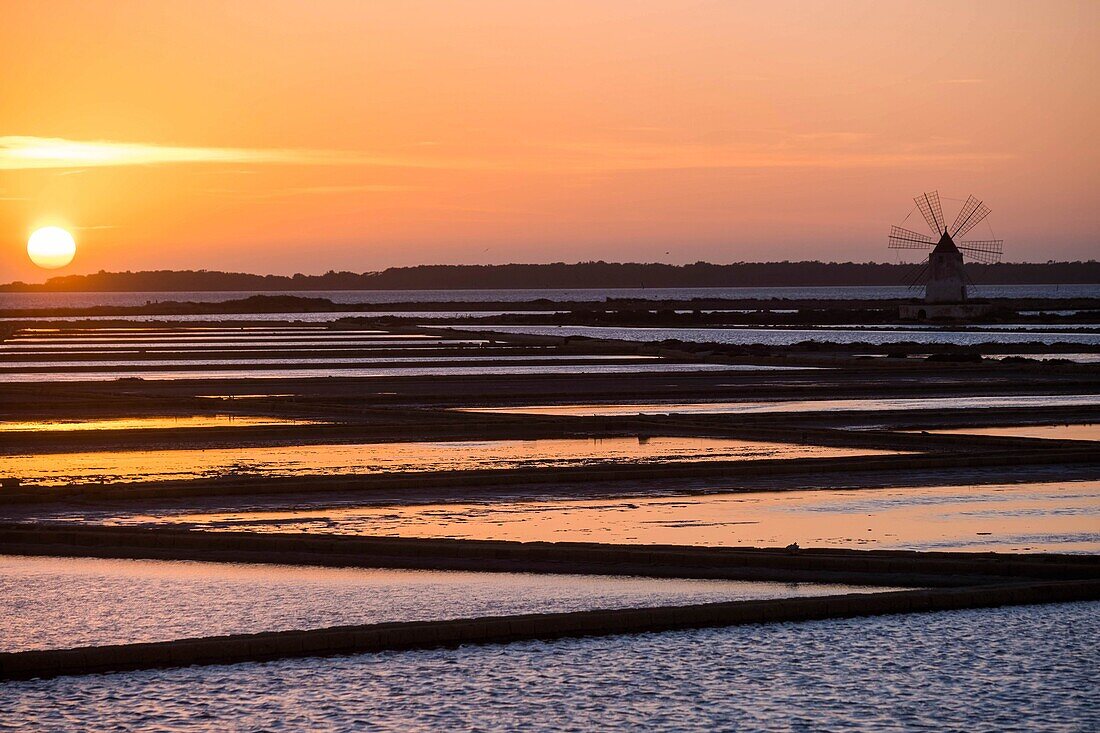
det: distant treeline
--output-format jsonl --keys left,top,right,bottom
{"left": 4, "top": 261, "right": 1099, "bottom": 291}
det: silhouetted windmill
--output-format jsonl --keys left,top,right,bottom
{"left": 889, "top": 191, "right": 1003, "bottom": 304}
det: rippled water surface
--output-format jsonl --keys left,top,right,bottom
{"left": 9, "top": 436, "right": 898, "bottom": 486}
{"left": 0, "top": 555, "right": 885, "bottom": 652}
{"left": 3, "top": 602, "right": 1095, "bottom": 731}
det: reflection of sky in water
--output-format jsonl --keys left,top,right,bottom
{"left": 3, "top": 603, "right": 1095, "bottom": 730}
{"left": 9, "top": 437, "right": 897, "bottom": 486}
{"left": 2, "top": 284, "right": 1097, "bottom": 307}
{"left": 0, "top": 355, "right": 656, "bottom": 369}
{"left": 921, "top": 424, "right": 1100, "bottom": 442}
{"left": 0, "top": 555, "right": 889, "bottom": 653}
{"left": 124, "top": 480, "right": 1100, "bottom": 553}
{"left": 1, "top": 339, "right": 483, "bottom": 350}
{"left": 461, "top": 394, "right": 1100, "bottom": 416}
{"left": 446, "top": 324, "right": 1100, "bottom": 346}
{"left": 0, "top": 311, "right": 568, "bottom": 322}
{"left": 0, "top": 415, "right": 319, "bottom": 432}
{"left": 0, "top": 363, "right": 788, "bottom": 383}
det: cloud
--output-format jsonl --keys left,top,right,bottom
{"left": 206, "top": 184, "right": 417, "bottom": 199}
{"left": 0, "top": 187, "right": 29, "bottom": 201}
{"left": 0, "top": 136, "right": 433, "bottom": 170}
{"left": 939, "top": 78, "right": 985, "bottom": 84}
{"left": 0, "top": 133, "right": 1008, "bottom": 177}
{"left": 269, "top": 184, "right": 417, "bottom": 196}
{"left": 537, "top": 138, "right": 1011, "bottom": 172}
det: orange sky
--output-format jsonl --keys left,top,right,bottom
{"left": 1, "top": 0, "right": 1096, "bottom": 280}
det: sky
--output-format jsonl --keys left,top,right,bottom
{"left": 0, "top": 0, "right": 1096, "bottom": 280}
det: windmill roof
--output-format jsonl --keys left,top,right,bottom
{"left": 932, "top": 231, "right": 960, "bottom": 254}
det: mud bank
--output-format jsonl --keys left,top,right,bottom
{"left": 2, "top": 525, "right": 1097, "bottom": 587}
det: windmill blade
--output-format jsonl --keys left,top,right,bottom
{"left": 957, "top": 239, "right": 1004, "bottom": 264}
{"left": 905, "top": 261, "right": 930, "bottom": 289}
{"left": 914, "top": 191, "right": 945, "bottom": 234}
{"left": 888, "top": 225, "right": 934, "bottom": 250}
{"left": 950, "top": 195, "right": 991, "bottom": 239}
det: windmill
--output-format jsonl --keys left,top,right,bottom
{"left": 889, "top": 191, "right": 1003, "bottom": 304}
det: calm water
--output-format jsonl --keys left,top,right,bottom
{"left": 6, "top": 437, "right": 897, "bottom": 486}
{"left": 447, "top": 325, "right": 1100, "bottom": 347}
{"left": 0, "top": 362, "right": 769, "bottom": 383}
{"left": 1, "top": 338, "right": 478, "bottom": 350}
{"left": 0, "top": 355, "right": 657, "bottom": 370}
{"left": 0, "top": 310, "right": 569, "bottom": 323}
{"left": 923, "top": 424, "right": 1100, "bottom": 441}
{"left": 135, "top": 480, "right": 1100, "bottom": 553}
{"left": 3, "top": 602, "right": 1095, "bottom": 731}
{"left": 2, "top": 284, "right": 1097, "bottom": 309}
{"left": 461, "top": 394, "right": 1100, "bottom": 416}
{"left": 0, "top": 416, "right": 319, "bottom": 433}
{"left": 3, "top": 326, "right": 777, "bottom": 384}
{"left": 0, "top": 311, "right": 564, "bottom": 323}
{"left": 987, "top": 353, "right": 1100, "bottom": 363}
{"left": 0, "top": 555, "right": 885, "bottom": 652}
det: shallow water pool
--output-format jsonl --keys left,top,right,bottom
{"left": 919, "top": 423, "right": 1100, "bottom": 442}
{"left": 136, "top": 480, "right": 1100, "bottom": 553}
{"left": 459, "top": 393, "right": 1100, "bottom": 416}
{"left": 7, "top": 436, "right": 899, "bottom": 486}
{"left": 0, "top": 554, "right": 889, "bottom": 652}
{"left": 0, "top": 415, "right": 319, "bottom": 433}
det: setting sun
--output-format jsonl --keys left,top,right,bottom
{"left": 27, "top": 226, "right": 76, "bottom": 269}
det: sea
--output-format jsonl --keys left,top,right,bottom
{"left": 1, "top": 283, "right": 1098, "bottom": 310}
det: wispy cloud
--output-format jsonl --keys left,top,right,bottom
{"left": 537, "top": 138, "right": 1011, "bottom": 172}
{"left": 940, "top": 78, "right": 985, "bottom": 85}
{"left": 0, "top": 188, "right": 29, "bottom": 201}
{"left": 0, "top": 133, "right": 1008, "bottom": 177}
{"left": 268, "top": 184, "right": 416, "bottom": 196}
{"left": 0, "top": 136, "right": 439, "bottom": 170}
{"left": 206, "top": 184, "right": 416, "bottom": 199}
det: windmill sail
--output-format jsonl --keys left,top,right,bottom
{"left": 950, "top": 195, "right": 991, "bottom": 239}
{"left": 914, "top": 191, "right": 945, "bottom": 234}
{"left": 956, "top": 240, "right": 1004, "bottom": 264}
{"left": 888, "top": 225, "right": 934, "bottom": 250}
{"left": 888, "top": 191, "right": 1004, "bottom": 308}
{"left": 904, "top": 261, "right": 930, "bottom": 289}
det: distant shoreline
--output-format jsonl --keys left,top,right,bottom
{"left": 3, "top": 261, "right": 1098, "bottom": 292}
